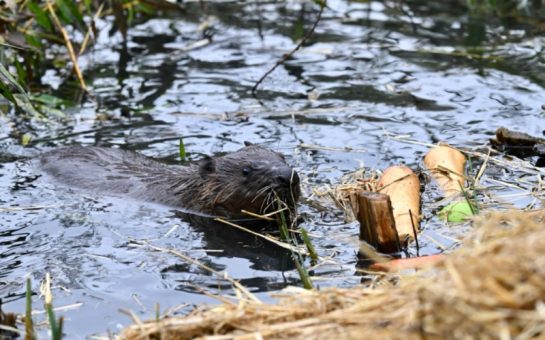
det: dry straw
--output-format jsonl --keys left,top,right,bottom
{"left": 121, "top": 209, "right": 545, "bottom": 339}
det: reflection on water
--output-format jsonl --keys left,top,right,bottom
{"left": 1, "top": 0, "right": 544, "bottom": 337}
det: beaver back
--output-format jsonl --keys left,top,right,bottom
{"left": 40, "top": 144, "right": 300, "bottom": 219}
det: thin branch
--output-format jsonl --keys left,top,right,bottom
{"left": 46, "top": 2, "right": 88, "bottom": 91}
{"left": 251, "top": 2, "right": 325, "bottom": 96}
{"left": 134, "top": 239, "right": 261, "bottom": 304}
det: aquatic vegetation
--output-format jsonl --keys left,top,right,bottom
{"left": 23, "top": 276, "right": 64, "bottom": 340}
{"left": 120, "top": 210, "right": 545, "bottom": 339}
{"left": 1, "top": 0, "right": 544, "bottom": 337}
{"left": 0, "top": 0, "right": 183, "bottom": 117}
{"left": 466, "top": 0, "right": 545, "bottom": 14}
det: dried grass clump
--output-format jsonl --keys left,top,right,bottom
{"left": 312, "top": 168, "right": 380, "bottom": 222}
{"left": 121, "top": 210, "right": 545, "bottom": 340}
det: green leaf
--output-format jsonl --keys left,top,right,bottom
{"left": 83, "top": 0, "right": 93, "bottom": 15}
{"left": 28, "top": 1, "right": 53, "bottom": 32}
{"left": 36, "top": 104, "right": 66, "bottom": 118}
{"left": 32, "top": 94, "right": 67, "bottom": 108}
{"left": 21, "top": 133, "right": 32, "bottom": 146}
{"left": 439, "top": 201, "right": 475, "bottom": 222}
{"left": 14, "top": 58, "right": 27, "bottom": 88}
{"left": 25, "top": 278, "right": 35, "bottom": 340}
{"left": 135, "top": 2, "right": 155, "bottom": 15}
{"left": 25, "top": 33, "right": 43, "bottom": 49}
{"left": 56, "top": 317, "right": 64, "bottom": 340}
{"left": 277, "top": 201, "right": 290, "bottom": 241}
{"left": 293, "top": 254, "right": 313, "bottom": 289}
{"left": 312, "top": 0, "right": 327, "bottom": 8}
{"left": 127, "top": 6, "right": 134, "bottom": 26}
{"left": 14, "top": 94, "right": 43, "bottom": 118}
{"left": 0, "top": 63, "right": 28, "bottom": 94}
{"left": 0, "top": 79, "right": 17, "bottom": 104}
{"left": 179, "top": 137, "right": 186, "bottom": 162}
{"left": 46, "top": 302, "right": 60, "bottom": 340}
{"left": 301, "top": 228, "right": 318, "bottom": 261}
{"left": 56, "top": 0, "right": 85, "bottom": 29}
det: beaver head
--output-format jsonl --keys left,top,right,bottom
{"left": 196, "top": 143, "right": 301, "bottom": 219}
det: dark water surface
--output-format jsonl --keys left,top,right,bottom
{"left": 1, "top": 0, "right": 545, "bottom": 337}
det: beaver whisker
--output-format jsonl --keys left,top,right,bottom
{"left": 251, "top": 185, "right": 273, "bottom": 204}
{"left": 261, "top": 191, "right": 276, "bottom": 213}
{"left": 212, "top": 188, "right": 227, "bottom": 207}
{"left": 255, "top": 189, "right": 272, "bottom": 213}
{"left": 264, "top": 189, "right": 287, "bottom": 214}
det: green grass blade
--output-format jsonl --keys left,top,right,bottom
{"left": 57, "top": 317, "right": 64, "bottom": 340}
{"left": 313, "top": 0, "right": 327, "bottom": 8}
{"left": 28, "top": 1, "right": 54, "bottom": 31}
{"left": 25, "top": 33, "right": 43, "bottom": 49}
{"left": 0, "top": 63, "right": 28, "bottom": 95}
{"left": 46, "top": 302, "right": 59, "bottom": 339}
{"left": 0, "top": 80, "right": 17, "bottom": 104}
{"left": 14, "top": 58, "right": 27, "bottom": 88}
{"left": 56, "top": 0, "right": 85, "bottom": 29}
{"left": 32, "top": 94, "right": 67, "bottom": 108}
{"left": 293, "top": 254, "right": 313, "bottom": 289}
{"left": 25, "top": 278, "right": 35, "bottom": 340}
{"left": 459, "top": 181, "right": 479, "bottom": 215}
{"left": 300, "top": 228, "right": 318, "bottom": 262}
{"left": 179, "top": 137, "right": 186, "bottom": 162}
{"left": 277, "top": 207, "right": 289, "bottom": 241}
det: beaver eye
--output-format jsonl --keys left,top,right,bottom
{"left": 242, "top": 168, "right": 251, "bottom": 176}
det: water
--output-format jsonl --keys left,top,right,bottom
{"left": 1, "top": 0, "right": 544, "bottom": 337}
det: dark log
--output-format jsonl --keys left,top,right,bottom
{"left": 490, "top": 127, "right": 545, "bottom": 159}
{"left": 355, "top": 191, "right": 400, "bottom": 254}
{"left": 496, "top": 127, "right": 545, "bottom": 146}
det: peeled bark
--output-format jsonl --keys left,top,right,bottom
{"left": 378, "top": 166, "right": 420, "bottom": 242}
{"left": 424, "top": 145, "right": 467, "bottom": 198}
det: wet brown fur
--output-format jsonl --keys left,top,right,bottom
{"left": 40, "top": 144, "right": 301, "bottom": 219}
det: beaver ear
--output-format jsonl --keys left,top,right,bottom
{"left": 244, "top": 141, "right": 253, "bottom": 147}
{"left": 198, "top": 156, "right": 216, "bottom": 177}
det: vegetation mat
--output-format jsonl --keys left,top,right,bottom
{"left": 121, "top": 210, "right": 545, "bottom": 339}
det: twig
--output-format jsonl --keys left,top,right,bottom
{"left": 215, "top": 217, "right": 308, "bottom": 255}
{"left": 119, "top": 308, "right": 143, "bottom": 326}
{"left": 31, "top": 302, "right": 83, "bottom": 315}
{"left": 251, "top": 1, "right": 325, "bottom": 96}
{"left": 0, "top": 325, "right": 21, "bottom": 335}
{"left": 0, "top": 204, "right": 57, "bottom": 211}
{"left": 79, "top": 2, "right": 104, "bottom": 55}
{"left": 474, "top": 147, "right": 491, "bottom": 186}
{"left": 409, "top": 209, "right": 419, "bottom": 257}
{"left": 46, "top": 2, "right": 88, "bottom": 91}
{"left": 241, "top": 209, "right": 275, "bottom": 221}
{"left": 133, "top": 239, "right": 261, "bottom": 303}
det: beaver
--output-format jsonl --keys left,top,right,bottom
{"left": 39, "top": 143, "right": 301, "bottom": 220}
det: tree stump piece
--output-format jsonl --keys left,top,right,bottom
{"left": 355, "top": 191, "right": 400, "bottom": 254}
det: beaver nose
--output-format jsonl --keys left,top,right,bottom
{"left": 275, "top": 168, "right": 300, "bottom": 187}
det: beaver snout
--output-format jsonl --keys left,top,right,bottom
{"left": 272, "top": 167, "right": 301, "bottom": 205}
{"left": 274, "top": 168, "right": 300, "bottom": 187}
